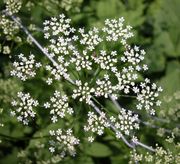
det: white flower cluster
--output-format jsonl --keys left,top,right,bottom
{"left": 42, "top": 14, "right": 163, "bottom": 124}
{"left": 11, "top": 53, "right": 41, "bottom": 81}
{"left": 2, "top": 45, "right": 11, "bottom": 54}
{"left": 84, "top": 111, "right": 110, "bottom": 142}
{"left": 43, "top": 14, "right": 76, "bottom": 55}
{"left": 102, "top": 17, "right": 133, "bottom": 44}
{"left": 92, "top": 50, "right": 118, "bottom": 72}
{"left": 121, "top": 45, "right": 146, "bottom": 66}
{"left": 44, "top": 91, "right": 74, "bottom": 123}
{"left": 72, "top": 81, "right": 95, "bottom": 104}
{"left": 5, "top": 0, "right": 22, "bottom": 15}
{"left": 49, "top": 129, "right": 80, "bottom": 157}
{"left": 9, "top": 14, "right": 164, "bottom": 158}
{"left": 95, "top": 74, "right": 117, "bottom": 99}
{"left": 136, "top": 78, "right": 163, "bottom": 115}
{"left": 11, "top": 92, "right": 39, "bottom": 125}
{"left": 114, "top": 70, "right": 136, "bottom": 94}
{"left": 45, "top": 63, "right": 69, "bottom": 84}
{"left": 114, "top": 46, "right": 148, "bottom": 95}
{"left": 110, "top": 109, "right": 139, "bottom": 137}
{"left": 43, "top": 14, "right": 78, "bottom": 80}
{"left": 42, "top": 14, "right": 134, "bottom": 82}
{"left": 78, "top": 27, "right": 102, "bottom": 51}
{"left": 0, "top": 14, "right": 19, "bottom": 36}
{"left": 43, "top": 15, "right": 154, "bottom": 110}
{"left": 71, "top": 50, "right": 92, "bottom": 71}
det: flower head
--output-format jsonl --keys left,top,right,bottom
{"left": 10, "top": 53, "right": 41, "bottom": 81}
{"left": 11, "top": 92, "right": 38, "bottom": 125}
{"left": 44, "top": 91, "right": 74, "bottom": 123}
{"left": 49, "top": 129, "right": 80, "bottom": 157}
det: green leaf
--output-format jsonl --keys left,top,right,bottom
{"left": 159, "top": 61, "right": 180, "bottom": 97}
{"left": 85, "top": 142, "right": 112, "bottom": 157}
{"left": 63, "top": 156, "right": 94, "bottom": 164}
{"left": 95, "top": 0, "right": 124, "bottom": 18}
{"left": 0, "top": 148, "right": 18, "bottom": 164}
{"left": 111, "top": 155, "right": 129, "bottom": 164}
{"left": 155, "top": 32, "right": 175, "bottom": 56}
{"left": 145, "top": 46, "right": 166, "bottom": 73}
{"left": 148, "top": 0, "right": 180, "bottom": 57}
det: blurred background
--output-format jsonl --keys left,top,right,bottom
{"left": 0, "top": 0, "right": 179, "bottom": 163}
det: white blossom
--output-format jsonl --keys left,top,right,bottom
{"left": 70, "top": 50, "right": 92, "bottom": 71}
{"left": 9, "top": 14, "right": 164, "bottom": 157}
{"left": 44, "top": 91, "right": 74, "bottom": 123}
{"left": 5, "top": 0, "right": 22, "bottom": 15}
{"left": 78, "top": 27, "right": 102, "bottom": 51}
{"left": 45, "top": 64, "right": 70, "bottom": 81}
{"left": 10, "top": 53, "right": 41, "bottom": 81}
{"left": 92, "top": 50, "right": 118, "bottom": 72}
{"left": 11, "top": 92, "right": 38, "bottom": 125}
{"left": 84, "top": 111, "right": 110, "bottom": 141}
{"left": 49, "top": 129, "right": 79, "bottom": 157}
{"left": 113, "top": 108, "right": 139, "bottom": 136}
{"left": 136, "top": 79, "right": 163, "bottom": 114}
{"left": 72, "top": 81, "right": 95, "bottom": 104}
{"left": 102, "top": 17, "right": 133, "bottom": 44}
{"left": 95, "top": 74, "right": 117, "bottom": 99}
{"left": 122, "top": 45, "right": 146, "bottom": 66}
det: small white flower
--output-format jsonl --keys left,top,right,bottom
{"left": 132, "top": 136, "right": 138, "bottom": 143}
{"left": 88, "top": 136, "right": 94, "bottom": 143}
{"left": 110, "top": 116, "right": 116, "bottom": 122}
{"left": 44, "top": 102, "right": 50, "bottom": 108}
{"left": 49, "top": 147, "right": 55, "bottom": 153}
{"left": 116, "top": 131, "right": 122, "bottom": 139}
{"left": 11, "top": 100, "right": 17, "bottom": 106}
{"left": 10, "top": 111, "right": 16, "bottom": 116}
{"left": 156, "top": 100, "right": 161, "bottom": 106}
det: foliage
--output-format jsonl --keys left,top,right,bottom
{"left": 0, "top": 0, "right": 179, "bottom": 164}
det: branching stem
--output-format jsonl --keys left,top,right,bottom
{"left": 6, "top": 12, "right": 156, "bottom": 152}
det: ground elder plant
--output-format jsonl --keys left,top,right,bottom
{"left": 1, "top": 10, "right": 172, "bottom": 162}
